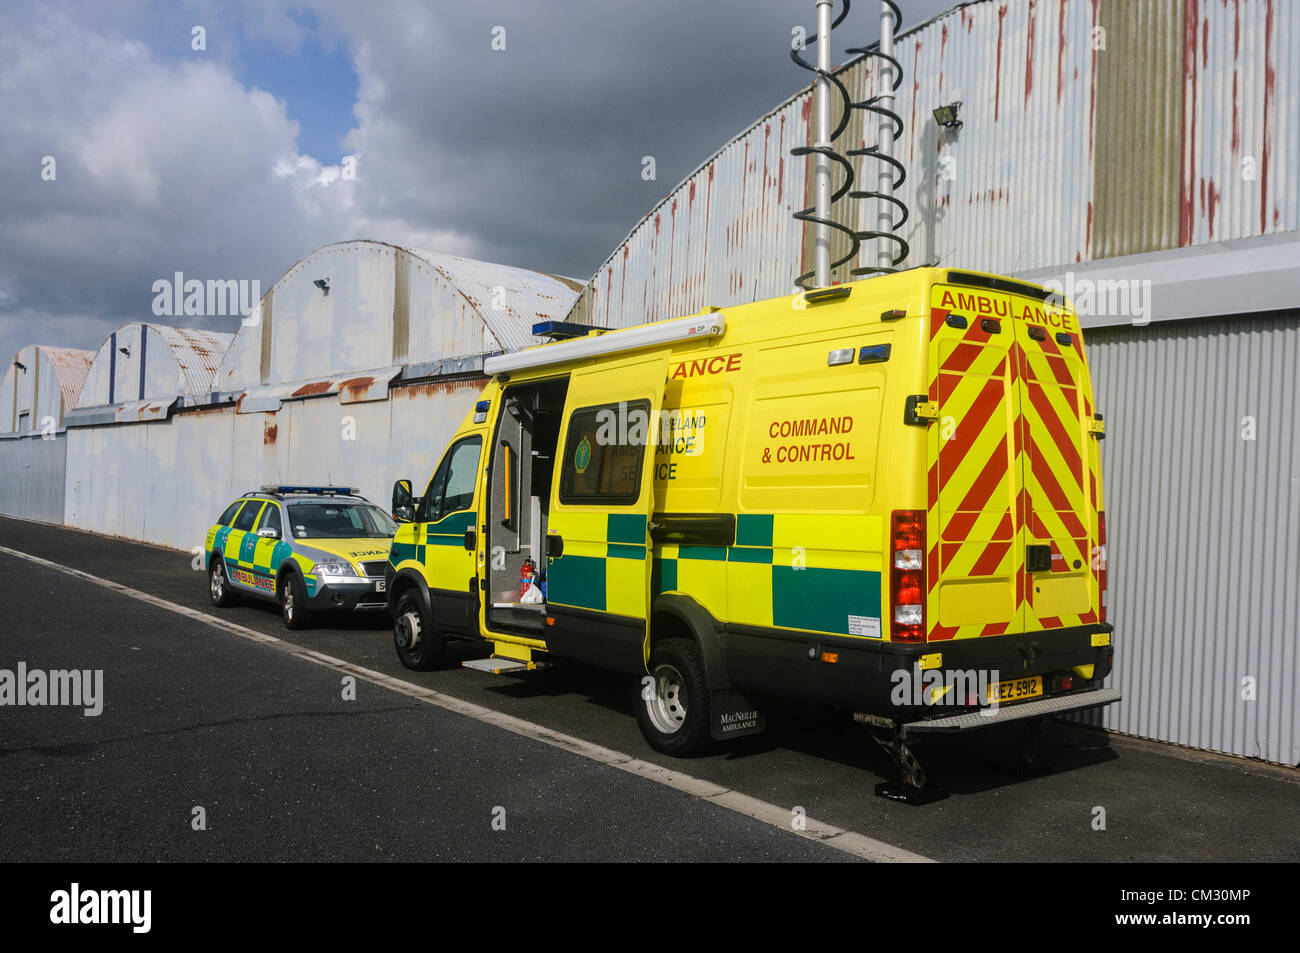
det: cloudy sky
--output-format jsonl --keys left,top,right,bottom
{"left": 0, "top": 0, "right": 953, "bottom": 364}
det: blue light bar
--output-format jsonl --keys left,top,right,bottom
{"left": 261, "top": 485, "right": 359, "bottom": 496}
{"left": 475, "top": 400, "right": 491, "bottom": 413}
{"left": 532, "top": 320, "right": 599, "bottom": 341}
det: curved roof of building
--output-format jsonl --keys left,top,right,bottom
{"left": 33, "top": 345, "right": 95, "bottom": 410}
{"left": 404, "top": 247, "right": 584, "bottom": 353}
{"left": 143, "top": 325, "right": 233, "bottom": 396}
{"left": 210, "top": 240, "right": 582, "bottom": 394}
{"left": 78, "top": 323, "right": 236, "bottom": 408}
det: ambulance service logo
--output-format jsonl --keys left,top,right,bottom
{"left": 574, "top": 435, "right": 592, "bottom": 474}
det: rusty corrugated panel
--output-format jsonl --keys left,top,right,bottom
{"left": 406, "top": 248, "right": 580, "bottom": 353}
{"left": 146, "top": 325, "right": 234, "bottom": 397}
{"left": 1181, "top": 0, "right": 1297, "bottom": 244}
{"left": 259, "top": 287, "right": 274, "bottom": 385}
{"left": 1092, "top": 0, "right": 1297, "bottom": 255}
{"left": 236, "top": 366, "right": 401, "bottom": 413}
{"left": 1093, "top": 0, "right": 1185, "bottom": 258}
{"left": 573, "top": 0, "right": 1293, "bottom": 327}
{"left": 574, "top": 92, "right": 814, "bottom": 331}
{"left": 393, "top": 248, "right": 411, "bottom": 364}
{"left": 112, "top": 398, "right": 176, "bottom": 423}
{"left": 38, "top": 346, "right": 95, "bottom": 413}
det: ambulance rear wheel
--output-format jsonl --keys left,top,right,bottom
{"left": 393, "top": 591, "right": 444, "bottom": 670}
{"left": 280, "top": 570, "right": 313, "bottom": 630}
{"left": 209, "top": 556, "right": 240, "bottom": 608}
{"left": 636, "top": 638, "right": 710, "bottom": 757}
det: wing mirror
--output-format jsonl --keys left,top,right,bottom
{"left": 392, "top": 479, "right": 415, "bottom": 522}
{"left": 256, "top": 527, "right": 279, "bottom": 539}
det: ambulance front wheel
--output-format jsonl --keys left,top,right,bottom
{"left": 280, "top": 570, "right": 314, "bottom": 630}
{"left": 636, "top": 638, "right": 711, "bottom": 757}
{"left": 209, "top": 556, "right": 240, "bottom": 608}
{"left": 393, "top": 591, "right": 444, "bottom": 671}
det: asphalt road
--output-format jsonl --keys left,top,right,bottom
{"left": 1, "top": 515, "right": 1297, "bottom": 862}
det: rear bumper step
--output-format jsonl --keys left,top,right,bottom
{"left": 462, "top": 657, "right": 549, "bottom": 675}
{"left": 900, "top": 687, "right": 1122, "bottom": 736}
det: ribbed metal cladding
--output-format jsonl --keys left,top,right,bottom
{"left": 1082, "top": 310, "right": 1300, "bottom": 765}
{"left": 570, "top": 0, "right": 1296, "bottom": 328}
{"left": 1092, "top": 0, "right": 1185, "bottom": 258}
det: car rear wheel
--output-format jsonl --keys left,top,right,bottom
{"left": 393, "top": 591, "right": 444, "bottom": 670}
{"left": 209, "top": 556, "right": 240, "bottom": 608}
{"left": 280, "top": 570, "right": 313, "bottom": 630}
{"left": 636, "top": 638, "right": 711, "bottom": 757}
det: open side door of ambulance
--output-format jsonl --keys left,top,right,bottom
{"left": 544, "top": 353, "right": 668, "bottom": 675}
{"left": 924, "top": 280, "right": 1104, "bottom": 643}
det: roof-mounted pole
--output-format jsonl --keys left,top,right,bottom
{"left": 876, "top": 0, "right": 897, "bottom": 273}
{"left": 813, "top": 0, "right": 833, "bottom": 288}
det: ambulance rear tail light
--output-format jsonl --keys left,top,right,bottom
{"left": 1097, "top": 511, "right": 1108, "bottom": 623}
{"left": 891, "top": 509, "right": 926, "bottom": 643}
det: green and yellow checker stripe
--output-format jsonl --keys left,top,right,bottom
{"left": 389, "top": 510, "right": 476, "bottom": 567}
{"left": 548, "top": 512, "right": 884, "bottom": 639}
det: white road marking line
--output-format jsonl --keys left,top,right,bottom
{"left": 0, "top": 544, "right": 936, "bottom": 863}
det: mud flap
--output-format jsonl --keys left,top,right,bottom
{"left": 710, "top": 689, "right": 766, "bottom": 741}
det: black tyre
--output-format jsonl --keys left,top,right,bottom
{"left": 393, "top": 591, "right": 444, "bottom": 670}
{"left": 279, "top": 569, "right": 314, "bottom": 630}
{"left": 208, "top": 555, "right": 240, "bottom": 607}
{"left": 635, "top": 638, "right": 711, "bottom": 756}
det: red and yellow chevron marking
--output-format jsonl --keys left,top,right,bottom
{"left": 924, "top": 284, "right": 1105, "bottom": 642}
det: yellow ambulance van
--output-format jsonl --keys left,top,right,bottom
{"left": 386, "top": 267, "right": 1119, "bottom": 790}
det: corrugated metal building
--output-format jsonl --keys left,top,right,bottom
{"left": 58, "top": 241, "right": 579, "bottom": 554}
{"left": 2, "top": 344, "right": 94, "bottom": 435}
{"left": 562, "top": 0, "right": 1299, "bottom": 765}
{"left": 77, "top": 323, "right": 234, "bottom": 422}
{"left": 568, "top": 0, "right": 1296, "bottom": 327}
{"left": 0, "top": 345, "right": 94, "bottom": 523}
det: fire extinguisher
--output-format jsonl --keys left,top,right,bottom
{"left": 520, "top": 558, "right": 537, "bottom": 598}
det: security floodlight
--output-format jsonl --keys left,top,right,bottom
{"left": 314, "top": 278, "right": 330, "bottom": 296}
{"left": 933, "top": 102, "right": 962, "bottom": 128}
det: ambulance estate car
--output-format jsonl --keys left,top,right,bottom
{"left": 205, "top": 486, "right": 396, "bottom": 630}
{"left": 386, "top": 268, "right": 1120, "bottom": 790}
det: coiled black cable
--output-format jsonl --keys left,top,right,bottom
{"left": 846, "top": 0, "right": 910, "bottom": 275}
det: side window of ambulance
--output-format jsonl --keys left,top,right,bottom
{"left": 257, "top": 503, "right": 283, "bottom": 538}
{"left": 232, "top": 502, "right": 262, "bottom": 532}
{"left": 559, "top": 401, "right": 649, "bottom": 505}
{"left": 421, "top": 436, "right": 483, "bottom": 522}
{"left": 218, "top": 501, "right": 243, "bottom": 525}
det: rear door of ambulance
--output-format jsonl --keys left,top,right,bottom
{"left": 924, "top": 276, "right": 1102, "bottom": 642}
